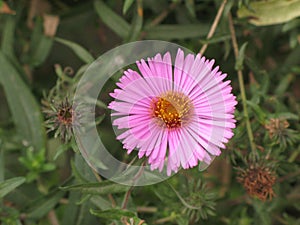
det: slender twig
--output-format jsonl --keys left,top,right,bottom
{"left": 228, "top": 13, "right": 257, "bottom": 156}
{"left": 199, "top": 0, "right": 227, "bottom": 55}
{"left": 121, "top": 186, "right": 134, "bottom": 209}
{"left": 137, "top": 206, "right": 158, "bottom": 213}
{"left": 148, "top": 2, "right": 178, "bottom": 27}
{"left": 154, "top": 214, "right": 177, "bottom": 224}
{"left": 121, "top": 161, "right": 146, "bottom": 209}
{"left": 47, "top": 210, "right": 60, "bottom": 225}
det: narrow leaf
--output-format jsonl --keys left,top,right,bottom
{"left": 60, "top": 181, "right": 130, "bottom": 195}
{"left": 55, "top": 37, "right": 94, "bottom": 64}
{"left": 61, "top": 192, "right": 81, "bottom": 225}
{"left": 1, "top": 14, "right": 26, "bottom": 80}
{"left": 0, "top": 140, "right": 3, "bottom": 183}
{"left": 94, "top": 0, "right": 130, "bottom": 39}
{"left": 270, "top": 112, "right": 299, "bottom": 120}
{"left": 247, "top": 100, "right": 267, "bottom": 124}
{"left": 90, "top": 208, "right": 136, "bottom": 220}
{"left": 1, "top": 15, "right": 15, "bottom": 60}
{"left": 0, "top": 177, "right": 26, "bottom": 198}
{"left": 144, "top": 24, "right": 209, "bottom": 40}
{"left": 123, "top": 0, "right": 135, "bottom": 15}
{"left": 235, "top": 42, "right": 248, "bottom": 71}
{"left": 185, "top": 0, "right": 196, "bottom": 18}
{"left": 0, "top": 51, "right": 46, "bottom": 151}
{"left": 127, "top": 1, "right": 143, "bottom": 41}
{"left": 199, "top": 34, "right": 231, "bottom": 44}
{"left": 274, "top": 73, "right": 294, "bottom": 96}
{"left": 30, "top": 36, "right": 53, "bottom": 67}
{"left": 22, "top": 17, "right": 53, "bottom": 67}
{"left": 25, "top": 189, "right": 65, "bottom": 219}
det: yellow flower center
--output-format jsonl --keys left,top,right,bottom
{"left": 152, "top": 92, "right": 192, "bottom": 129}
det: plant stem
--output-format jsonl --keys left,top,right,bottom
{"left": 137, "top": 206, "right": 158, "bottom": 213}
{"left": 228, "top": 13, "right": 257, "bottom": 157}
{"left": 47, "top": 210, "right": 60, "bottom": 225}
{"left": 200, "top": 0, "right": 227, "bottom": 55}
{"left": 154, "top": 214, "right": 177, "bottom": 224}
{"left": 121, "top": 186, "right": 134, "bottom": 209}
{"left": 148, "top": 2, "right": 178, "bottom": 27}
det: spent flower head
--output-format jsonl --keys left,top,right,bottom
{"left": 42, "top": 97, "right": 80, "bottom": 142}
{"left": 237, "top": 162, "right": 276, "bottom": 201}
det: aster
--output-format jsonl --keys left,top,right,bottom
{"left": 237, "top": 162, "right": 276, "bottom": 201}
{"left": 109, "top": 48, "right": 237, "bottom": 175}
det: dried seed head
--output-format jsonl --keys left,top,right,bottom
{"left": 237, "top": 164, "right": 276, "bottom": 201}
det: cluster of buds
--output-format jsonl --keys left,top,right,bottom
{"left": 265, "top": 118, "right": 289, "bottom": 139}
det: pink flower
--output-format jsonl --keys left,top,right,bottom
{"left": 109, "top": 49, "right": 237, "bottom": 175}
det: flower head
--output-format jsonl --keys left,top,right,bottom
{"left": 43, "top": 98, "right": 80, "bottom": 142}
{"left": 265, "top": 118, "right": 289, "bottom": 139}
{"left": 109, "top": 49, "right": 237, "bottom": 175}
{"left": 237, "top": 163, "right": 276, "bottom": 201}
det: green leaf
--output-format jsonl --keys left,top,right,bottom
{"left": 235, "top": 42, "right": 248, "bottom": 71}
{"left": 282, "top": 18, "right": 300, "bottom": 32}
{"left": 28, "top": 19, "right": 53, "bottom": 67}
{"left": 0, "top": 141, "right": 4, "bottom": 183}
{"left": 278, "top": 45, "right": 300, "bottom": 75}
{"left": 0, "top": 177, "right": 26, "bottom": 198}
{"left": 247, "top": 100, "right": 266, "bottom": 124}
{"left": 90, "top": 195, "right": 112, "bottom": 210}
{"left": 1, "top": 14, "right": 26, "bottom": 81}
{"left": 1, "top": 15, "right": 16, "bottom": 60}
{"left": 185, "top": 0, "right": 196, "bottom": 18}
{"left": 62, "top": 192, "right": 98, "bottom": 225}
{"left": 90, "top": 208, "right": 136, "bottom": 220}
{"left": 269, "top": 112, "right": 299, "bottom": 120}
{"left": 25, "top": 188, "right": 65, "bottom": 219}
{"left": 0, "top": 51, "right": 46, "bottom": 151}
{"left": 237, "top": 0, "right": 300, "bottom": 26}
{"left": 29, "top": 36, "right": 53, "bottom": 67}
{"left": 123, "top": 0, "right": 135, "bottom": 15}
{"left": 55, "top": 37, "right": 94, "bottom": 64}
{"left": 199, "top": 34, "right": 231, "bottom": 44}
{"left": 60, "top": 180, "right": 130, "bottom": 195}
{"left": 61, "top": 192, "right": 81, "bottom": 225}
{"left": 73, "top": 153, "right": 99, "bottom": 182}
{"left": 274, "top": 73, "right": 294, "bottom": 96}
{"left": 94, "top": 0, "right": 130, "bottom": 39}
{"left": 127, "top": 1, "right": 143, "bottom": 41}
{"left": 144, "top": 24, "right": 209, "bottom": 40}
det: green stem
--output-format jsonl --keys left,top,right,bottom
{"left": 0, "top": 140, "right": 3, "bottom": 207}
{"left": 238, "top": 70, "right": 257, "bottom": 156}
{"left": 228, "top": 13, "right": 257, "bottom": 157}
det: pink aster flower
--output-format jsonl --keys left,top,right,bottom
{"left": 109, "top": 48, "right": 237, "bottom": 175}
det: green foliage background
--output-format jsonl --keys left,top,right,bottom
{"left": 0, "top": 0, "right": 299, "bottom": 224}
